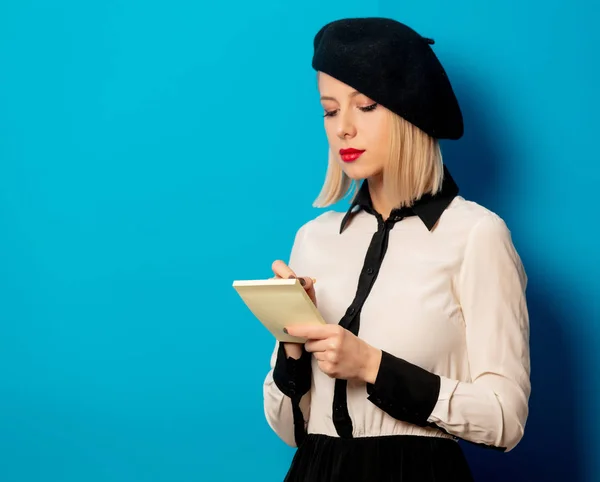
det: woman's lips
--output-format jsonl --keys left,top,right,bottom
{"left": 339, "top": 148, "right": 365, "bottom": 162}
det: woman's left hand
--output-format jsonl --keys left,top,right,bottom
{"left": 284, "top": 324, "right": 382, "bottom": 383}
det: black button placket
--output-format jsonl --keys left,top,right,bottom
{"left": 332, "top": 211, "right": 406, "bottom": 438}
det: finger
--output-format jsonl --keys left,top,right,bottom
{"left": 271, "top": 259, "right": 296, "bottom": 280}
{"left": 317, "top": 360, "right": 336, "bottom": 378}
{"left": 305, "top": 338, "right": 330, "bottom": 353}
{"left": 285, "top": 324, "right": 332, "bottom": 340}
{"left": 297, "top": 276, "right": 317, "bottom": 304}
{"left": 313, "top": 351, "right": 328, "bottom": 361}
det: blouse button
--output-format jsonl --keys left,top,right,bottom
{"left": 366, "top": 268, "right": 374, "bottom": 275}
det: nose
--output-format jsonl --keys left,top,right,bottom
{"left": 336, "top": 110, "right": 357, "bottom": 139}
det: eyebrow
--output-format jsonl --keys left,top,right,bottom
{"left": 320, "top": 91, "right": 364, "bottom": 102}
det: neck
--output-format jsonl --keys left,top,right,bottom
{"left": 367, "top": 175, "right": 394, "bottom": 221}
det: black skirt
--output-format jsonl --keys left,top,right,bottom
{"left": 284, "top": 434, "right": 474, "bottom": 482}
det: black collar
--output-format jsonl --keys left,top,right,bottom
{"left": 339, "top": 164, "right": 459, "bottom": 234}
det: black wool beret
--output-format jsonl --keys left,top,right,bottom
{"left": 312, "top": 17, "right": 463, "bottom": 140}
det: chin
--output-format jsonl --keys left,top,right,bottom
{"left": 340, "top": 162, "right": 379, "bottom": 181}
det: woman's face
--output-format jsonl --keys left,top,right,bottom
{"left": 318, "top": 71, "right": 391, "bottom": 180}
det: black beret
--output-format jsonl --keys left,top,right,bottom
{"left": 312, "top": 17, "right": 463, "bottom": 140}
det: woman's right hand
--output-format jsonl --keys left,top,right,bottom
{"left": 271, "top": 259, "right": 317, "bottom": 360}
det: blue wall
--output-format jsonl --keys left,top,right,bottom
{"left": 0, "top": 1, "right": 597, "bottom": 481}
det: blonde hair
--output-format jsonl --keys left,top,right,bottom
{"left": 313, "top": 109, "right": 444, "bottom": 209}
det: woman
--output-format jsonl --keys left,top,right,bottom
{"left": 263, "top": 17, "right": 530, "bottom": 481}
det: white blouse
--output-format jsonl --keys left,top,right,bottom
{"left": 262, "top": 176, "right": 530, "bottom": 453}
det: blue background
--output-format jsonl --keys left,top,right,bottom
{"left": 0, "top": 1, "right": 598, "bottom": 480}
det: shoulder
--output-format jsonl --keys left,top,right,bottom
{"left": 446, "top": 197, "right": 518, "bottom": 260}
{"left": 448, "top": 198, "right": 527, "bottom": 288}
{"left": 443, "top": 196, "right": 513, "bottom": 241}
{"left": 294, "top": 210, "right": 345, "bottom": 239}
{"left": 288, "top": 210, "right": 343, "bottom": 267}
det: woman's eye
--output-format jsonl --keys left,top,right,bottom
{"left": 359, "top": 102, "right": 378, "bottom": 112}
{"left": 322, "top": 103, "right": 378, "bottom": 118}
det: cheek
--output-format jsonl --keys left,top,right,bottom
{"left": 362, "top": 117, "right": 390, "bottom": 151}
{"left": 323, "top": 123, "right": 337, "bottom": 144}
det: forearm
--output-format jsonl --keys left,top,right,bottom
{"left": 263, "top": 341, "right": 313, "bottom": 447}
{"left": 283, "top": 342, "right": 303, "bottom": 360}
{"left": 365, "top": 350, "right": 529, "bottom": 451}
{"left": 365, "top": 350, "right": 441, "bottom": 427}
{"left": 273, "top": 342, "right": 312, "bottom": 397}
{"left": 263, "top": 371, "right": 311, "bottom": 447}
{"left": 360, "top": 345, "right": 382, "bottom": 385}
{"left": 428, "top": 374, "right": 529, "bottom": 450}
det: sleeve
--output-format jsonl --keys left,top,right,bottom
{"left": 263, "top": 222, "right": 313, "bottom": 447}
{"left": 366, "top": 213, "right": 531, "bottom": 452}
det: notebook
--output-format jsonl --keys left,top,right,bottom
{"left": 232, "top": 278, "right": 326, "bottom": 343}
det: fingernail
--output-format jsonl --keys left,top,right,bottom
{"left": 299, "top": 278, "right": 306, "bottom": 286}
{"left": 283, "top": 328, "right": 288, "bottom": 334}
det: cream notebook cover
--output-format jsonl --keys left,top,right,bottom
{"left": 232, "top": 278, "right": 326, "bottom": 343}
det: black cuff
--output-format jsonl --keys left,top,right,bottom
{"left": 273, "top": 343, "right": 312, "bottom": 399}
{"left": 366, "top": 350, "right": 441, "bottom": 426}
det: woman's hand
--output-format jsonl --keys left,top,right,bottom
{"left": 284, "top": 324, "right": 382, "bottom": 383}
{"left": 271, "top": 259, "right": 317, "bottom": 360}
{"left": 271, "top": 259, "right": 316, "bottom": 305}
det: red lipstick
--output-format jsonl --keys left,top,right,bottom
{"left": 339, "top": 148, "right": 365, "bottom": 162}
